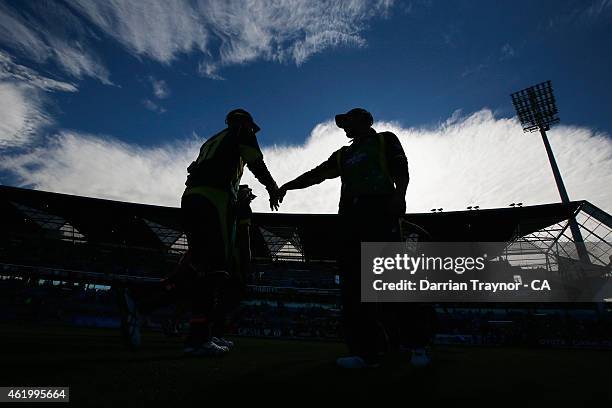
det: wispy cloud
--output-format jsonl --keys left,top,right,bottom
{"left": 68, "top": 0, "right": 210, "bottom": 64}
{"left": 2, "top": 109, "right": 611, "bottom": 215}
{"left": 0, "top": 2, "right": 110, "bottom": 83}
{"left": 69, "top": 0, "right": 395, "bottom": 78}
{"left": 0, "top": 50, "right": 77, "bottom": 149}
{"left": 47, "top": 39, "right": 111, "bottom": 84}
{"left": 0, "top": 1, "right": 394, "bottom": 82}
{"left": 0, "top": 50, "right": 76, "bottom": 149}
{"left": 0, "top": 82, "right": 50, "bottom": 149}
{"left": 197, "top": 61, "right": 225, "bottom": 80}
{"left": 150, "top": 77, "right": 170, "bottom": 99}
{"left": 142, "top": 76, "right": 169, "bottom": 113}
{"left": 500, "top": 43, "right": 515, "bottom": 60}
{"left": 544, "top": 0, "right": 612, "bottom": 31}
{"left": 142, "top": 98, "right": 166, "bottom": 114}
{"left": 461, "top": 62, "right": 488, "bottom": 78}
{"left": 462, "top": 42, "right": 517, "bottom": 78}
{"left": 2, "top": 131, "right": 197, "bottom": 204}
{"left": 582, "top": 0, "right": 612, "bottom": 20}
{"left": 0, "top": 51, "right": 77, "bottom": 92}
{"left": 201, "top": 0, "right": 393, "bottom": 69}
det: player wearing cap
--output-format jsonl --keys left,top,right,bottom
{"left": 277, "top": 108, "right": 413, "bottom": 368}
{"left": 119, "top": 109, "right": 281, "bottom": 356}
{"left": 181, "top": 108, "right": 282, "bottom": 355}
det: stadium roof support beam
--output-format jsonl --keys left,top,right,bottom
{"left": 508, "top": 201, "right": 612, "bottom": 271}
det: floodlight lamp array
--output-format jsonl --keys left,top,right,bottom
{"left": 511, "top": 80, "right": 560, "bottom": 132}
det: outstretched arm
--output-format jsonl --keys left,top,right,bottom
{"left": 280, "top": 152, "right": 340, "bottom": 194}
{"left": 283, "top": 165, "right": 337, "bottom": 191}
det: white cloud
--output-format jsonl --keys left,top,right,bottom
{"left": 3, "top": 131, "right": 198, "bottom": 205}
{"left": 245, "top": 111, "right": 612, "bottom": 214}
{"left": 0, "top": 1, "right": 393, "bottom": 82}
{"left": 143, "top": 76, "right": 169, "bottom": 113}
{"left": 142, "top": 98, "right": 166, "bottom": 114}
{"left": 69, "top": 0, "right": 394, "bottom": 74}
{"left": 200, "top": 0, "right": 394, "bottom": 68}
{"left": 0, "top": 82, "right": 49, "bottom": 149}
{"left": 0, "top": 51, "right": 77, "bottom": 92}
{"left": 0, "top": 50, "right": 78, "bottom": 150}
{"left": 69, "top": 0, "right": 210, "bottom": 63}
{"left": 0, "top": 3, "right": 53, "bottom": 61}
{"left": 197, "top": 62, "right": 225, "bottom": 80}
{"left": 150, "top": 77, "right": 170, "bottom": 99}
{"left": 47, "top": 39, "right": 111, "bottom": 84}
{"left": 0, "top": 2, "right": 110, "bottom": 83}
{"left": 2, "top": 109, "right": 611, "bottom": 216}
{"left": 0, "top": 51, "right": 78, "bottom": 149}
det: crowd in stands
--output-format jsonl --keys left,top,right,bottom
{"left": 250, "top": 265, "right": 338, "bottom": 289}
{"left": 230, "top": 301, "right": 341, "bottom": 339}
{"left": 1, "top": 271, "right": 610, "bottom": 348}
{"left": 435, "top": 307, "right": 611, "bottom": 348}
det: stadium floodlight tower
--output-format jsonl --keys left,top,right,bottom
{"left": 511, "top": 80, "right": 590, "bottom": 264}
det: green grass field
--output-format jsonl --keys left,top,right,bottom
{"left": 0, "top": 323, "right": 610, "bottom": 405}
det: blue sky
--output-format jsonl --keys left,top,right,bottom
{"left": 1, "top": 0, "right": 611, "bottom": 213}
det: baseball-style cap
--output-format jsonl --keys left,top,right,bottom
{"left": 335, "top": 108, "right": 374, "bottom": 128}
{"left": 226, "top": 108, "right": 261, "bottom": 132}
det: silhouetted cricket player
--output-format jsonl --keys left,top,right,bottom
{"left": 119, "top": 109, "right": 281, "bottom": 356}
{"left": 278, "top": 108, "right": 431, "bottom": 368}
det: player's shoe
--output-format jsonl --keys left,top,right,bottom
{"left": 336, "top": 356, "right": 380, "bottom": 369}
{"left": 212, "top": 337, "right": 234, "bottom": 350}
{"left": 184, "top": 340, "right": 229, "bottom": 357}
{"left": 117, "top": 287, "right": 142, "bottom": 350}
{"left": 410, "top": 347, "right": 431, "bottom": 367}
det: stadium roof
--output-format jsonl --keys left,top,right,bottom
{"left": 1, "top": 185, "right": 598, "bottom": 263}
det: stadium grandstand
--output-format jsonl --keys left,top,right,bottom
{"left": 1, "top": 184, "right": 610, "bottom": 343}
